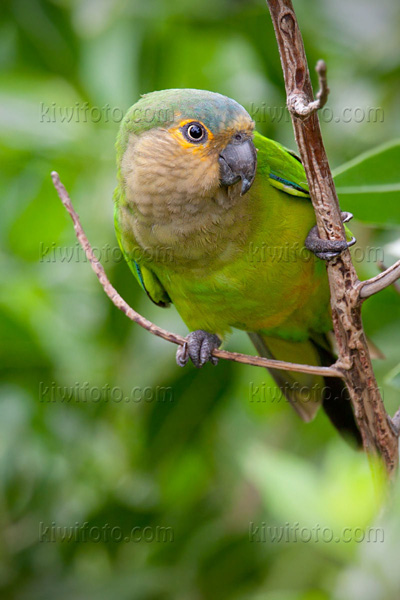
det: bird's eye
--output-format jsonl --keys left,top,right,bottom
{"left": 182, "top": 122, "right": 207, "bottom": 143}
{"left": 188, "top": 124, "right": 203, "bottom": 140}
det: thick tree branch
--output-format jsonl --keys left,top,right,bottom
{"left": 267, "top": 0, "right": 399, "bottom": 476}
{"left": 51, "top": 171, "right": 342, "bottom": 379}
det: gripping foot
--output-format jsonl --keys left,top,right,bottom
{"left": 176, "top": 330, "right": 221, "bottom": 368}
{"left": 305, "top": 212, "right": 356, "bottom": 260}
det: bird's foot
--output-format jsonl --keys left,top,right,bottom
{"left": 305, "top": 211, "right": 356, "bottom": 260}
{"left": 176, "top": 330, "right": 221, "bottom": 368}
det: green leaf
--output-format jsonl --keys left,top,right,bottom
{"left": 333, "top": 140, "right": 400, "bottom": 227}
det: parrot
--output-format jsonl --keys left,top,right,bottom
{"left": 114, "top": 88, "right": 360, "bottom": 444}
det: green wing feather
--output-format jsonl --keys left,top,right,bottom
{"left": 254, "top": 131, "right": 353, "bottom": 240}
{"left": 114, "top": 191, "right": 171, "bottom": 308}
{"left": 253, "top": 131, "right": 310, "bottom": 198}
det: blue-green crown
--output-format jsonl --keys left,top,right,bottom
{"left": 116, "top": 88, "right": 251, "bottom": 161}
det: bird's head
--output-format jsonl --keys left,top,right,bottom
{"left": 117, "top": 89, "right": 257, "bottom": 201}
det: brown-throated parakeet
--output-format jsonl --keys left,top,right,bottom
{"left": 114, "top": 89, "right": 360, "bottom": 444}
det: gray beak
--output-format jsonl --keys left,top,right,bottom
{"left": 218, "top": 136, "right": 257, "bottom": 196}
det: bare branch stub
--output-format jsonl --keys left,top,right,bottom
{"left": 50, "top": 171, "right": 343, "bottom": 379}
{"left": 314, "top": 59, "right": 329, "bottom": 108}
{"left": 267, "top": 0, "right": 399, "bottom": 476}
{"left": 287, "top": 59, "right": 329, "bottom": 118}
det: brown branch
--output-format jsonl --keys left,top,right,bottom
{"left": 50, "top": 171, "right": 342, "bottom": 379}
{"left": 267, "top": 0, "right": 399, "bottom": 477}
{"left": 359, "top": 259, "right": 400, "bottom": 299}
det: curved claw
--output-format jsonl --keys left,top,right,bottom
{"left": 176, "top": 342, "right": 189, "bottom": 367}
{"left": 341, "top": 211, "right": 354, "bottom": 224}
{"left": 346, "top": 235, "right": 357, "bottom": 249}
{"left": 176, "top": 330, "right": 221, "bottom": 368}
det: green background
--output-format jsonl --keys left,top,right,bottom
{"left": 1, "top": 0, "right": 400, "bottom": 598}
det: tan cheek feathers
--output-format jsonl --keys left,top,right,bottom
{"left": 123, "top": 129, "right": 221, "bottom": 199}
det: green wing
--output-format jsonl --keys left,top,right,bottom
{"left": 254, "top": 131, "right": 353, "bottom": 239}
{"left": 253, "top": 131, "right": 310, "bottom": 198}
{"left": 114, "top": 190, "right": 171, "bottom": 308}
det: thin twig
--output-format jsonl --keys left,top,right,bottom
{"left": 50, "top": 171, "right": 342, "bottom": 379}
{"left": 359, "top": 259, "right": 400, "bottom": 299}
{"left": 267, "top": 0, "right": 399, "bottom": 477}
{"left": 377, "top": 261, "right": 400, "bottom": 296}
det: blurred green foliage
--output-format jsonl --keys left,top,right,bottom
{"left": 1, "top": 0, "right": 400, "bottom": 598}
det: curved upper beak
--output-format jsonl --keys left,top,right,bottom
{"left": 218, "top": 137, "right": 257, "bottom": 196}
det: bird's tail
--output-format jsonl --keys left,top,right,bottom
{"left": 248, "top": 332, "right": 362, "bottom": 446}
